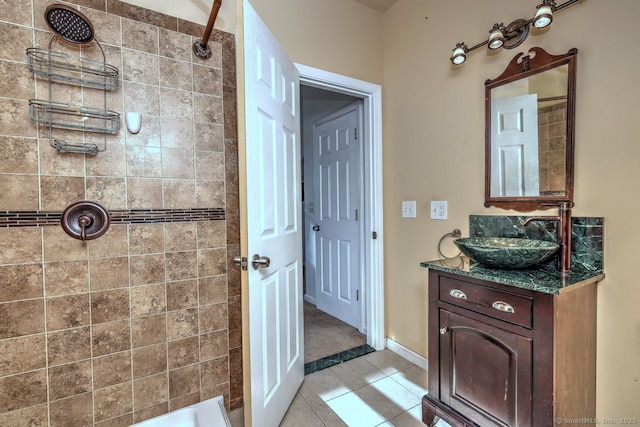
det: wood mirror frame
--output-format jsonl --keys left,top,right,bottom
{"left": 484, "top": 47, "right": 577, "bottom": 211}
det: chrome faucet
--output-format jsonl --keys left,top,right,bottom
{"left": 520, "top": 202, "right": 572, "bottom": 273}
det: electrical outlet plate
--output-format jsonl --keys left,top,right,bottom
{"left": 402, "top": 201, "right": 417, "bottom": 218}
{"left": 430, "top": 201, "right": 448, "bottom": 220}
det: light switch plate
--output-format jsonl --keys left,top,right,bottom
{"left": 402, "top": 201, "right": 417, "bottom": 218}
{"left": 430, "top": 201, "right": 448, "bottom": 220}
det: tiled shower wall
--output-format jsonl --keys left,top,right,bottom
{"left": 538, "top": 103, "right": 567, "bottom": 195}
{"left": 0, "top": 0, "right": 242, "bottom": 425}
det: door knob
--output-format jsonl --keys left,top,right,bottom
{"left": 312, "top": 225, "right": 320, "bottom": 231}
{"left": 251, "top": 254, "right": 271, "bottom": 270}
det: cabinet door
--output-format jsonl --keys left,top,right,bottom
{"left": 440, "top": 310, "right": 532, "bottom": 427}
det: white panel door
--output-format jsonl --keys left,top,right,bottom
{"left": 243, "top": 1, "right": 303, "bottom": 426}
{"left": 313, "top": 102, "right": 362, "bottom": 329}
{"left": 491, "top": 94, "right": 540, "bottom": 197}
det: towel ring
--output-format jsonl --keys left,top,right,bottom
{"left": 438, "top": 228, "right": 462, "bottom": 259}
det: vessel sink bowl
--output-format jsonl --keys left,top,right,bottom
{"left": 454, "top": 237, "right": 560, "bottom": 269}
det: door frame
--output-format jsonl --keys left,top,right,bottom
{"left": 296, "top": 64, "right": 384, "bottom": 351}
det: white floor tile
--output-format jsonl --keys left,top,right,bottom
{"left": 354, "top": 376, "right": 421, "bottom": 420}
{"left": 330, "top": 356, "right": 387, "bottom": 390}
{"left": 313, "top": 391, "right": 387, "bottom": 427}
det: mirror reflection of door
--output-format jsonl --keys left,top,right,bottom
{"left": 491, "top": 94, "right": 539, "bottom": 197}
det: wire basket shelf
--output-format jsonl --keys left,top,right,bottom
{"left": 26, "top": 48, "right": 118, "bottom": 90}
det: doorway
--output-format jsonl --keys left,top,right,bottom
{"left": 297, "top": 65, "right": 385, "bottom": 369}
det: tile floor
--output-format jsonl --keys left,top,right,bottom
{"left": 280, "top": 349, "right": 431, "bottom": 427}
{"left": 227, "top": 349, "right": 452, "bottom": 427}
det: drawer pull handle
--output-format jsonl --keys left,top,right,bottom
{"left": 492, "top": 301, "right": 515, "bottom": 313}
{"left": 449, "top": 289, "right": 467, "bottom": 300}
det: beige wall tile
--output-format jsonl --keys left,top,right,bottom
{"left": 126, "top": 146, "right": 162, "bottom": 178}
{"left": 0, "top": 334, "right": 46, "bottom": 377}
{"left": 166, "top": 308, "right": 198, "bottom": 341}
{"left": 46, "top": 294, "right": 90, "bottom": 331}
{"left": 88, "top": 224, "right": 128, "bottom": 258}
{"left": 133, "top": 343, "right": 166, "bottom": 379}
{"left": 165, "top": 251, "right": 197, "bottom": 281}
{"left": 0, "top": 137, "right": 38, "bottom": 174}
{"left": 47, "top": 327, "right": 91, "bottom": 366}
{"left": 0, "top": 403, "right": 48, "bottom": 427}
{"left": 125, "top": 116, "right": 162, "bottom": 148}
{"left": 130, "top": 254, "right": 165, "bottom": 286}
{"left": 123, "top": 81, "right": 160, "bottom": 116}
{"left": 48, "top": 360, "right": 92, "bottom": 400}
{"left": 198, "top": 276, "right": 227, "bottom": 306}
{"left": 86, "top": 177, "right": 128, "bottom": 208}
{"left": 131, "top": 314, "right": 165, "bottom": 348}
{"left": 163, "top": 179, "right": 195, "bottom": 208}
{"left": 168, "top": 364, "right": 199, "bottom": 399}
{"left": 96, "top": 412, "right": 134, "bottom": 427}
{"left": 44, "top": 260, "right": 89, "bottom": 297}
{"left": 130, "top": 283, "right": 165, "bottom": 317}
{"left": 0, "top": 228, "right": 42, "bottom": 264}
{"left": 200, "top": 356, "right": 228, "bottom": 389}
{"left": 197, "top": 247, "right": 227, "bottom": 277}
{"left": 0, "top": 299, "right": 44, "bottom": 339}
{"left": 161, "top": 148, "right": 194, "bottom": 179}
{"left": 195, "top": 179, "right": 225, "bottom": 208}
{"left": 43, "top": 226, "right": 87, "bottom": 262}
{"left": 193, "top": 65, "right": 222, "bottom": 96}
{"left": 168, "top": 336, "right": 198, "bottom": 369}
{"left": 0, "top": 22, "right": 32, "bottom": 62}
{"left": 158, "top": 27, "right": 191, "bottom": 61}
{"left": 200, "top": 329, "right": 228, "bottom": 362}
{"left": 164, "top": 222, "right": 196, "bottom": 251}
{"left": 161, "top": 118, "right": 194, "bottom": 149}
{"left": 170, "top": 391, "right": 200, "bottom": 411}
{"left": 0, "top": 175, "right": 39, "bottom": 209}
{"left": 49, "top": 392, "right": 93, "bottom": 427}
{"left": 195, "top": 151, "right": 225, "bottom": 181}
{"left": 0, "top": 60, "right": 35, "bottom": 99}
{"left": 0, "top": 263, "right": 43, "bottom": 302}
{"left": 90, "top": 256, "right": 129, "bottom": 290}
{"left": 0, "top": 0, "right": 32, "bottom": 25}
{"left": 127, "top": 178, "right": 163, "bottom": 208}
{"left": 121, "top": 18, "right": 158, "bottom": 54}
{"left": 91, "top": 289, "right": 130, "bottom": 324}
{"left": 93, "top": 351, "right": 132, "bottom": 389}
{"left": 40, "top": 176, "right": 85, "bottom": 211}
{"left": 133, "top": 372, "right": 168, "bottom": 410}
{"left": 129, "top": 223, "right": 164, "bottom": 254}
{"left": 193, "top": 123, "right": 224, "bottom": 152}
{"left": 0, "top": 369, "right": 47, "bottom": 413}
{"left": 193, "top": 94, "right": 223, "bottom": 124}
{"left": 159, "top": 57, "right": 192, "bottom": 91}
{"left": 92, "top": 319, "right": 131, "bottom": 357}
{"left": 94, "top": 381, "right": 132, "bottom": 422}
{"left": 133, "top": 401, "right": 168, "bottom": 424}
{"left": 123, "top": 49, "right": 159, "bottom": 86}
{"left": 197, "top": 220, "right": 226, "bottom": 249}
{"left": 166, "top": 279, "right": 197, "bottom": 311}
{"left": 38, "top": 139, "right": 86, "bottom": 177}
{"left": 199, "top": 302, "right": 227, "bottom": 334}
{"left": 160, "top": 88, "right": 193, "bottom": 120}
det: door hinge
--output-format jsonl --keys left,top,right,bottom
{"left": 372, "top": 231, "right": 378, "bottom": 239}
{"left": 354, "top": 128, "right": 358, "bottom": 140}
{"left": 355, "top": 209, "right": 359, "bottom": 222}
{"left": 356, "top": 289, "right": 360, "bottom": 301}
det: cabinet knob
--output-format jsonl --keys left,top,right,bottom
{"left": 439, "top": 327, "right": 449, "bottom": 335}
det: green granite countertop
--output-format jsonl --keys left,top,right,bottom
{"left": 420, "top": 256, "right": 604, "bottom": 295}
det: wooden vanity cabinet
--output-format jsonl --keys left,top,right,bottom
{"left": 422, "top": 269, "right": 597, "bottom": 427}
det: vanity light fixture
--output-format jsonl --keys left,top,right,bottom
{"left": 449, "top": 0, "right": 583, "bottom": 65}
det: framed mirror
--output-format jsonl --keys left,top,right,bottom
{"left": 484, "top": 47, "right": 577, "bottom": 211}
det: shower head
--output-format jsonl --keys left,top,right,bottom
{"left": 44, "top": 4, "right": 95, "bottom": 46}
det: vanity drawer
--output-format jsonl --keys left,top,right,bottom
{"left": 439, "top": 276, "right": 533, "bottom": 328}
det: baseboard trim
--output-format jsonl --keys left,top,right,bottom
{"left": 303, "top": 294, "right": 316, "bottom": 305}
{"left": 386, "top": 338, "right": 428, "bottom": 371}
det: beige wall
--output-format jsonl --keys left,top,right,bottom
{"left": 383, "top": 0, "right": 640, "bottom": 419}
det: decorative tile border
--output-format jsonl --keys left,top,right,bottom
{"left": 0, "top": 208, "right": 225, "bottom": 228}
{"left": 304, "top": 344, "right": 376, "bottom": 375}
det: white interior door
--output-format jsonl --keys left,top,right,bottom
{"left": 243, "top": 1, "right": 303, "bottom": 425}
{"left": 491, "top": 94, "right": 539, "bottom": 197}
{"left": 312, "top": 102, "right": 362, "bottom": 329}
